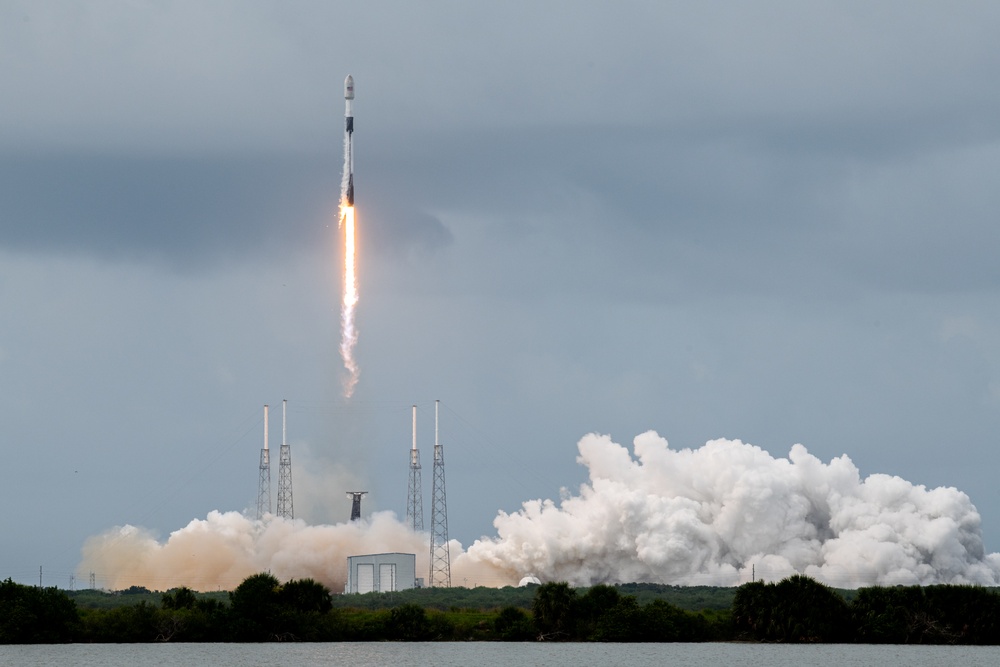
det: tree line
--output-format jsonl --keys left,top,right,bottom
{"left": 732, "top": 574, "right": 1000, "bottom": 643}
{"left": 4, "top": 573, "right": 1000, "bottom": 643}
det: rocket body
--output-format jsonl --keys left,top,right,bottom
{"left": 344, "top": 75, "right": 355, "bottom": 205}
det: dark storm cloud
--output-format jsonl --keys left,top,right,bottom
{"left": 0, "top": 152, "right": 454, "bottom": 269}
{"left": 0, "top": 154, "right": 331, "bottom": 266}
{"left": 6, "top": 2, "right": 1000, "bottom": 290}
{"left": 7, "top": 94, "right": 999, "bottom": 300}
{"left": 365, "top": 114, "right": 1000, "bottom": 301}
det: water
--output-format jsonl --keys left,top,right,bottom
{"left": 3, "top": 642, "right": 1000, "bottom": 666}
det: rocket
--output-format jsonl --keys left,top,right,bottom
{"left": 344, "top": 74, "right": 355, "bottom": 206}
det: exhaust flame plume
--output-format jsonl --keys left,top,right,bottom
{"left": 340, "top": 204, "right": 359, "bottom": 397}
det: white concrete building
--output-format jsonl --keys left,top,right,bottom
{"left": 345, "top": 552, "right": 420, "bottom": 594}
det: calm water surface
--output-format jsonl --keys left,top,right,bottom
{"left": 3, "top": 642, "right": 1000, "bottom": 666}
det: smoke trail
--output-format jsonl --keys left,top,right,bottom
{"left": 339, "top": 133, "right": 359, "bottom": 397}
{"left": 461, "top": 432, "right": 1000, "bottom": 588}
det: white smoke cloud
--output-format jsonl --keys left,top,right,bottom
{"left": 79, "top": 431, "right": 1000, "bottom": 591}
{"left": 461, "top": 432, "right": 1000, "bottom": 588}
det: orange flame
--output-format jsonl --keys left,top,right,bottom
{"left": 340, "top": 205, "right": 359, "bottom": 397}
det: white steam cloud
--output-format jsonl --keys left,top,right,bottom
{"left": 79, "top": 431, "right": 1000, "bottom": 591}
{"left": 464, "top": 432, "right": 1000, "bottom": 588}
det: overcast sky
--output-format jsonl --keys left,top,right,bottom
{"left": 4, "top": 0, "right": 1000, "bottom": 588}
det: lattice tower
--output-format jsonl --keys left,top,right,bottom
{"left": 429, "top": 399, "right": 451, "bottom": 587}
{"left": 276, "top": 399, "right": 294, "bottom": 519}
{"left": 257, "top": 404, "right": 271, "bottom": 519}
{"left": 407, "top": 405, "right": 424, "bottom": 531}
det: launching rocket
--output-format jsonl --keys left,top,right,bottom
{"left": 344, "top": 74, "right": 355, "bottom": 206}
{"left": 339, "top": 73, "right": 360, "bottom": 397}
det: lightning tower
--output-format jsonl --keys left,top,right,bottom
{"left": 256, "top": 404, "right": 271, "bottom": 519}
{"left": 406, "top": 405, "right": 424, "bottom": 531}
{"left": 276, "top": 399, "right": 294, "bottom": 519}
{"left": 429, "top": 400, "right": 451, "bottom": 587}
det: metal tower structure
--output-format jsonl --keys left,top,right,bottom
{"left": 256, "top": 404, "right": 271, "bottom": 519}
{"left": 347, "top": 491, "right": 368, "bottom": 521}
{"left": 406, "top": 405, "right": 424, "bottom": 532}
{"left": 429, "top": 399, "right": 451, "bottom": 587}
{"left": 276, "top": 399, "right": 294, "bottom": 519}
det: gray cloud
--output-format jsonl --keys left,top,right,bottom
{"left": 0, "top": 152, "right": 456, "bottom": 269}
{"left": 0, "top": 154, "right": 335, "bottom": 266}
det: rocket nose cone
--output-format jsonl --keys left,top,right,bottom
{"left": 344, "top": 74, "right": 355, "bottom": 100}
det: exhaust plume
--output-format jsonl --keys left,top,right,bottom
{"left": 78, "top": 431, "right": 1000, "bottom": 591}
{"left": 462, "top": 432, "right": 1000, "bottom": 588}
{"left": 78, "top": 508, "right": 509, "bottom": 592}
{"left": 339, "top": 203, "right": 359, "bottom": 398}
{"left": 80, "top": 511, "right": 430, "bottom": 592}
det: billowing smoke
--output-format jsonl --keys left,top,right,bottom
{"left": 461, "top": 432, "right": 1000, "bottom": 588}
{"left": 79, "top": 431, "right": 1000, "bottom": 591}
{"left": 79, "top": 511, "right": 435, "bottom": 592}
{"left": 79, "top": 509, "right": 507, "bottom": 592}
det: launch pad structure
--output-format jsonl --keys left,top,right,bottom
{"left": 257, "top": 401, "right": 295, "bottom": 521}
{"left": 429, "top": 400, "right": 451, "bottom": 587}
{"left": 406, "top": 405, "right": 424, "bottom": 532}
{"left": 347, "top": 491, "right": 368, "bottom": 522}
{"left": 276, "top": 399, "right": 294, "bottom": 520}
{"left": 256, "top": 405, "right": 271, "bottom": 520}
{"left": 248, "top": 394, "right": 455, "bottom": 586}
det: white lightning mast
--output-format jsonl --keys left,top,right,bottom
{"left": 429, "top": 399, "right": 451, "bottom": 586}
{"left": 256, "top": 405, "right": 271, "bottom": 519}
{"left": 406, "top": 405, "right": 424, "bottom": 531}
{"left": 276, "top": 399, "right": 294, "bottom": 519}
